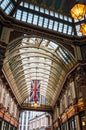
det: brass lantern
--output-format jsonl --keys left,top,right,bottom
{"left": 34, "top": 102, "right": 38, "bottom": 108}
{"left": 80, "top": 23, "right": 86, "bottom": 35}
{"left": 70, "top": 3, "right": 86, "bottom": 20}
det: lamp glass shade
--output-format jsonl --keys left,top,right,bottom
{"left": 71, "top": 4, "right": 86, "bottom": 20}
{"left": 80, "top": 23, "right": 86, "bottom": 35}
{"left": 34, "top": 102, "right": 38, "bottom": 108}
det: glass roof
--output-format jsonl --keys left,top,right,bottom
{"left": 0, "top": 0, "right": 86, "bottom": 36}
{"left": 3, "top": 37, "right": 76, "bottom": 106}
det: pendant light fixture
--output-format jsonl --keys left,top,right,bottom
{"left": 80, "top": 23, "right": 86, "bottom": 35}
{"left": 70, "top": 0, "right": 86, "bottom": 35}
{"left": 71, "top": 3, "right": 86, "bottom": 20}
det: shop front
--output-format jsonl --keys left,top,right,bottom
{"left": 68, "top": 116, "right": 76, "bottom": 130}
{"left": 79, "top": 111, "right": 86, "bottom": 130}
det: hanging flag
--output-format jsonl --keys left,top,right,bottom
{"left": 30, "top": 80, "right": 40, "bottom": 103}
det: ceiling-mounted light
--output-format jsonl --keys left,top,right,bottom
{"left": 80, "top": 23, "right": 86, "bottom": 35}
{"left": 70, "top": 0, "right": 86, "bottom": 20}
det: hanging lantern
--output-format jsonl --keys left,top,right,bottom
{"left": 70, "top": 4, "right": 86, "bottom": 20}
{"left": 80, "top": 23, "right": 86, "bottom": 35}
{"left": 34, "top": 102, "right": 38, "bottom": 108}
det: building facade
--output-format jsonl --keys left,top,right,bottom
{"left": 19, "top": 111, "right": 30, "bottom": 130}
{"left": 0, "top": 78, "right": 19, "bottom": 130}
{"left": 29, "top": 112, "right": 52, "bottom": 130}
{"left": 53, "top": 65, "right": 86, "bottom": 130}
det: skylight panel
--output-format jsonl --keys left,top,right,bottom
{"left": 22, "top": 11, "right": 27, "bottom": 22}
{"left": 50, "top": 11, "right": 54, "bottom": 16}
{"left": 49, "top": 41, "right": 58, "bottom": 49}
{"left": 55, "top": 12, "right": 59, "bottom": 18}
{"left": 41, "top": 39, "right": 48, "bottom": 46}
{"left": 27, "top": 13, "right": 33, "bottom": 23}
{"left": 38, "top": 16, "right": 43, "bottom": 27}
{"left": 20, "top": 2, "right": 23, "bottom": 6}
{"left": 63, "top": 24, "right": 68, "bottom": 34}
{"left": 43, "top": 18, "right": 48, "bottom": 28}
{"left": 48, "top": 20, "right": 53, "bottom": 30}
{"left": 24, "top": 2, "right": 29, "bottom": 8}
{"left": 16, "top": 10, "right": 22, "bottom": 20}
{"left": 40, "top": 7, "right": 44, "bottom": 13}
{"left": 53, "top": 21, "right": 58, "bottom": 31}
{"left": 64, "top": 16, "right": 68, "bottom": 21}
{"left": 72, "top": 31, "right": 74, "bottom": 36}
{"left": 29, "top": 4, "right": 34, "bottom": 10}
{"left": 75, "top": 25, "right": 82, "bottom": 36}
{"left": 29, "top": 38, "right": 36, "bottom": 44}
{"left": 68, "top": 26, "right": 72, "bottom": 35}
{"left": 74, "top": 19, "right": 79, "bottom": 23}
{"left": 59, "top": 48, "right": 67, "bottom": 59}
{"left": 45, "top": 9, "right": 49, "bottom": 15}
{"left": 59, "top": 14, "right": 63, "bottom": 19}
{"left": 68, "top": 17, "right": 72, "bottom": 22}
{"left": 57, "top": 48, "right": 68, "bottom": 64}
{"left": 5, "top": 3, "right": 14, "bottom": 15}
{"left": 33, "top": 15, "right": 38, "bottom": 25}
{"left": 58, "top": 23, "right": 63, "bottom": 32}
{"left": 22, "top": 38, "right": 28, "bottom": 43}
{"left": 0, "top": 0, "right": 10, "bottom": 10}
{"left": 34, "top": 5, "right": 39, "bottom": 11}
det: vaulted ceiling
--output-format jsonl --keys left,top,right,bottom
{"left": 3, "top": 37, "right": 76, "bottom": 106}
{"left": 0, "top": 0, "right": 86, "bottom": 108}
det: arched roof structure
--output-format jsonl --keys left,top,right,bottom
{"left": 3, "top": 36, "right": 77, "bottom": 106}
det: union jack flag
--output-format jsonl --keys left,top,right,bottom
{"left": 30, "top": 80, "right": 40, "bottom": 102}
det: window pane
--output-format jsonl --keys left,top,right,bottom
{"left": 24, "top": 3, "right": 28, "bottom": 8}
{"left": 43, "top": 18, "right": 48, "bottom": 28}
{"left": 50, "top": 11, "right": 54, "bottom": 16}
{"left": 0, "top": 0, "right": 10, "bottom": 10}
{"left": 27, "top": 13, "right": 33, "bottom": 23}
{"left": 35, "top": 5, "right": 39, "bottom": 11}
{"left": 16, "top": 10, "right": 22, "bottom": 20}
{"left": 55, "top": 12, "right": 59, "bottom": 18}
{"left": 58, "top": 23, "right": 63, "bottom": 32}
{"left": 48, "top": 20, "right": 53, "bottom": 29}
{"left": 22, "top": 11, "right": 27, "bottom": 22}
{"left": 33, "top": 15, "right": 38, "bottom": 25}
{"left": 45, "top": 9, "right": 49, "bottom": 15}
{"left": 38, "top": 16, "right": 43, "bottom": 27}
{"left": 53, "top": 21, "right": 58, "bottom": 31}
{"left": 29, "top": 4, "right": 34, "bottom": 10}
{"left": 5, "top": 3, "right": 14, "bottom": 15}
{"left": 40, "top": 7, "right": 44, "bottom": 13}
